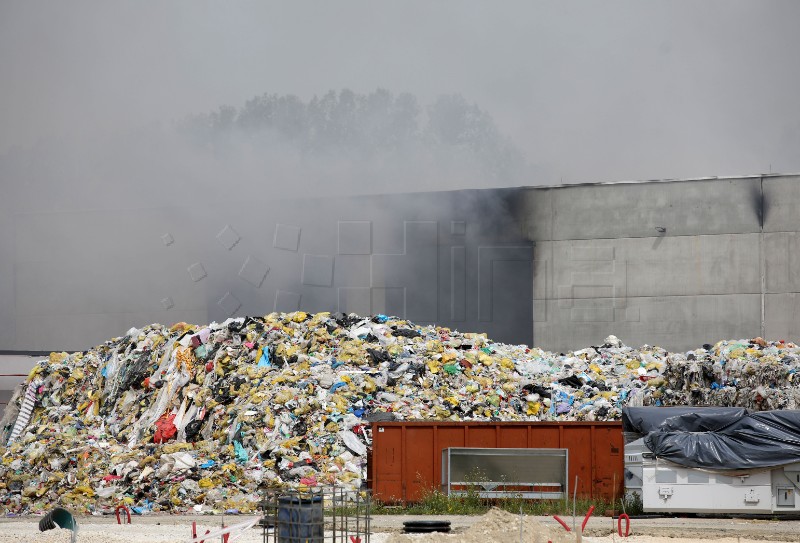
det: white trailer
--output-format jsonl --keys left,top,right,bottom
{"left": 626, "top": 438, "right": 800, "bottom": 513}
{"left": 623, "top": 407, "right": 800, "bottom": 515}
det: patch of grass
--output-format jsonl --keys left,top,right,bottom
{"left": 373, "top": 490, "right": 616, "bottom": 517}
{"left": 405, "top": 488, "right": 487, "bottom": 515}
{"left": 619, "top": 490, "right": 643, "bottom": 516}
{"left": 500, "top": 495, "right": 612, "bottom": 517}
{"left": 371, "top": 468, "right": 629, "bottom": 517}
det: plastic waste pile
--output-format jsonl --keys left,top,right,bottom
{"left": 655, "top": 337, "right": 800, "bottom": 410}
{"left": 0, "top": 311, "right": 798, "bottom": 515}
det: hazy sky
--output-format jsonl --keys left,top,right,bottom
{"left": 2, "top": 1, "right": 799, "bottom": 185}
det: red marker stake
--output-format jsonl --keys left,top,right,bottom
{"left": 618, "top": 513, "right": 631, "bottom": 537}
{"left": 581, "top": 505, "right": 594, "bottom": 532}
{"left": 552, "top": 515, "right": 571, "bottom": 532}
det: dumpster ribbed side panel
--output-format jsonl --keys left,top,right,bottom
{"left": 372, "top": 425, "right": 403, "bottom": 502}
{"left": 370, "top": 421, "right": 623, "bottom": 503}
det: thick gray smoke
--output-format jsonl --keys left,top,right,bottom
{"left": 1, "top": 88, "right": 527, "bottom": 214}
{"left": 3, "top": 0, "right": 800, "bottom": 201}
{"left": 2, "top": 1, "right": 800, "bottom": 353}
{"left": 176, "top": 89, "right": 526, "bottom": 195}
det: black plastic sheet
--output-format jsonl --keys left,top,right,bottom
{"left": 622, "top": 406, "right": 747, "bottom": 434}
{"left": 625, "top": 407, "right": 800, "bottom": 470}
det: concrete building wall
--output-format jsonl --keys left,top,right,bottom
{"left": 0, "top": 189, "right": 535, "bottom": 418}
{"left": 523, "top": 174, "right": 800, "bottom": 353}
{"left": 0, "top": 190, "right": 533, "bottom": 352}
{"left": 2, "top": 173, "right": 800, "bottom": 406}
{"left": 0, "top": 354, "right": 40, "bottom": 418}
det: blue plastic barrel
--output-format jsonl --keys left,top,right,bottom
{"left": 277, "top": 496, "right": 323, "bottom": 543}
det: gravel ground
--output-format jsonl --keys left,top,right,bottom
{"left": 3, "top": 512, "right": 800, "bottom": 542}
{"left": 369, "top": 513, "right": 800, "bottom": 540}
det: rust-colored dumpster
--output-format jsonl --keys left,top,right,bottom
{"left": 370, "top": 421, "right": 623, "bottom": 503}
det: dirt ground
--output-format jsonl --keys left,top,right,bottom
{"left": 3, "top": 508, "right": 800, "bottom": 542}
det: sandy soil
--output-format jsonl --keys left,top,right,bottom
{"left": 2, "top": 508, "right": 800, "bottom": 543}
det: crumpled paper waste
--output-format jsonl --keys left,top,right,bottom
{"left": 0, "top": 311, "right": 797, "bottom": 515}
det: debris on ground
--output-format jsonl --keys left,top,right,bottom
{"left": 385, "top": 508, "right": 570, "bottom": 543}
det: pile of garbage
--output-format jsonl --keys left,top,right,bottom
{"left": 0, "top": 311, "right": 798, "bottom": 515}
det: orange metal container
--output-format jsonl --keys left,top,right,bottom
{"left": 370, "top": 421, "right": 623, "bottom": 503}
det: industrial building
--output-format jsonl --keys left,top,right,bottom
{"left": 2, "top": 173, "right": 799, "bottom": 410}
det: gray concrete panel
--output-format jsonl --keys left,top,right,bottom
{"left": 535, "top": 233, "right": 760, "bottom": 301}
{"left": 764, "top": 232, "right": 800, "bottom": 294}
{"left": 216, "top": 225, "right": 241, "bottom": 251}
{"left": 478, "top": 246, "right": 532, "bottom": 322}
{"left": 534, "top": 294, "right": 761, "bottom": 353}
{"left": 337, "top": 287, "right": 372, "bottom": 316}
{"left": 302, "top": 254, "right": 335, "bottom": 286}
{"left": 1, "top": 188, "right": 532, "bottom": 356}
{"left": 273, "top": 224, "right": 302, "bottom": 251}
{"left": 0, "top": 389, "right": 13, "bottom": 420}
{"left": 532, "top": 256, "right": 549, "bottom": 302}
{"left": 763, "top": 175, "right": 800, "bottom": 233}
{"left": 491, "top": 259, "right": 533, "bottom": 327}
{"left": 622, "top": 234, "right": 760, "bottom": 297}
{"left": 0, "top": 353, "right": 32, "bottom": 420}
{"left": 450, "top": 246, "right": 466, "bottom": 321}
{"left": 371, "top": 287, "right": 406, "bottom": 318}
{"left": 14, "top": 206, "right": 215, "bottom": 263}
{"left": 524, "top": 178, "right": 761, "bottom": 242}
{"left": 520, "top": 189, "right": 553, "bottom": 242}
{"left": 0, "top": 211, "right": 15, "bottom": 348}
{"left": 274, "top": 290, "right": 302, "bottom": 313}
{"left": 338, "top": 221, "right": 372, "bottom": 255}
{"left": 371, "top": 221, "right": 439, "bottom": 322}
{"left": 275, "top": 285, "right": 337, "bottom": 317}
{"left": 0, "top": 355, "right": 39, "bottom": 391}
{"left": 333, "top": 255, "right": 371, "bottom": 287}
{"left": 14, "top": 255, "right": 210, "bottom": 317}
{"left": 14, "top": 309, "right": 210, "bottom": 352}
{"left": 238, "top": 255, "right": 269, "bottom": 288}
{"left": 764, "top": 293, "right": 800, "bottom": 341}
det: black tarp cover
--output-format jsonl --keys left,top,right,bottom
{"left": 622, "top": 407, "right": 800, "bottom": 470}
{"left": 622, "top": 406, "right": 747, "bottom": 435}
